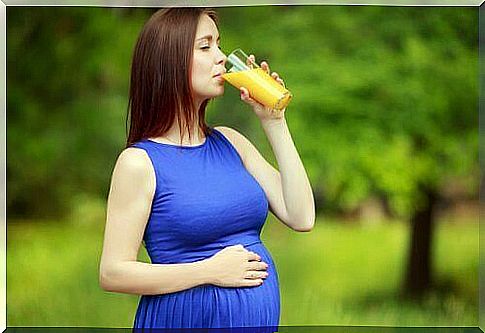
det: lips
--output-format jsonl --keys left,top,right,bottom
{"left": 213, "top": 74, "right": 225, "bottom": 84}
{"left": 213, "top": 70, "right": 226, "bottom": 78}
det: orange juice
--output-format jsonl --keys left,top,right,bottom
{"left": 222, "top": 68, "right": 292, "bottom": 111}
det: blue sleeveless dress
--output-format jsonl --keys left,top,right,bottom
{"left": 130, "top": 128, "right": 280, "bottom": 329}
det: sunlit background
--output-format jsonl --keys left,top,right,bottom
{"left": 7, "top": 6, "right": 478, "bottom": 326}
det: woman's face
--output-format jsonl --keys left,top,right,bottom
{"left": 191, "top": 14, "right": 227, "bottom": 104}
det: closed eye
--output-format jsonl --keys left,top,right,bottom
{"left": 200, "top": 45, "right": 222, "bottom": 51}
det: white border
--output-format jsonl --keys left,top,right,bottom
{"left": 1, "top": 0, "right": 483, "bottom": 6}
{"left": 1, "top": 1, "right": 482, "bottom": 332}
{"left": 480, "top": 3, "right": 484, "bottom": 331}
{"left": 1, "top": 0, "right": 6, "bottom": 331}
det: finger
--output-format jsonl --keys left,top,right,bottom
{"left": 247, "top": 261, "right": 269, "bottom": 271}
{"left": 240, "top": 87, "right": 249, "bottom": 97}
{"left": 247, "top": 251, "right": 262, "bottom": 261}
{"left": 240, "top": 88, "right": 256, "bottom": 103}
{"left": 271, "top": 72, "right": 285, "bottom": 86}
{"left": 240, "top": 87, "right": 264, "bottom": 108}
{"left": 270, "top": 73, "right": 284, "bottom": 86}
{"left": 240, "top": 278, "right": 263, "bottom": 287}
{"left": 245, "top": 271, "right": 269, "bottom": 279}
{"left": 244, "top": 271, "right": 256, "bottom": 279}
{"left": 261, "top": 61, "right": 270, "bottom": 74}
{"left": 247, "top": 55, "right": 256, "bottom": 68}
{"left": 240, "top": 87, "right": 250, "bottom": 101}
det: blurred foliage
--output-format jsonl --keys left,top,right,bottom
{"left": 217, "top": 6, "right": 478, "bottom": 219}
{"left": 7, "top": 6, "right": 477, "bottom": 220}
{"left": 7, "top": 7, "right": 152, "bottom": 218}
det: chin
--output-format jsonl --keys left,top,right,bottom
{"left": 211, "top": 87, "right": 225, "bottom": 98}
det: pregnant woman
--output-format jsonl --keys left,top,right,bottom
{"left": 99, "top": 8, "right": 315, "bottom": 329}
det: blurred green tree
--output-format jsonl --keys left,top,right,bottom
{"left": 7, "top": 7, "right": 152, "bottom": 218}
{"left": 217, "top": 6, "right": 477, "bottom": 296}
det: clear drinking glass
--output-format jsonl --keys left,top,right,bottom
{"left": 222, "top": 49, "right": 292, "bottom": 111}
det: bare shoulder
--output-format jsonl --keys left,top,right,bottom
{"left": 214, "top": 126, "right": 246, "bottom": 142}
{"left": 214, "top": 126, "right": 254, "bottom": 161}
{"left": 115, "top": 147, "right": 153, "bottom": 175}
{"left": 111, "top": 147, "right": 155, "bottom": 194}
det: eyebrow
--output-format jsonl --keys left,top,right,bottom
{"left": 196, "top": 35, "right": 220, "bottom": 42}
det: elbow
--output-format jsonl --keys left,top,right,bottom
{"left": 292, "top": 216, "right": 315, "bottom": 232}
{"left": 291, "top": 200, "right": 315, "bottom": 232}
{"left": 99, "top": 265, "right": 119, "bottom": 292}
{"left": 99, "top": 271, "right": 113, "bottom": 292}
{"left": 293, "top": 223, "right": 314, "bottom": 232}
{"left": 292, "top": 205, "right": 316, "bottom": 232}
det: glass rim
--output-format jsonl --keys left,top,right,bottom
{"left": 226, "top": 48, "right": 260, "bottom": 71}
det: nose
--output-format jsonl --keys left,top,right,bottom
{"left": 216, "top": 48, "right": 227, "bottom": 66}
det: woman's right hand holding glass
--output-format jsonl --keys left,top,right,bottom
{"left": 203, "top": 244, "right": 269, "bottom": 287}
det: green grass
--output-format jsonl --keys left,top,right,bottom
{"left": 7, "top": 216, "right": 477, "bottom": 327}
{"left": 263, "top": 217, "right": 477, "bottom": 326}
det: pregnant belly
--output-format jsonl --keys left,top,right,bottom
{"left": 134, "top": 243, "right": 280, "bottom": 329}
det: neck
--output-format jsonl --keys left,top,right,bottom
{"left": 165, "top": 118, "right": 205, "bottom": 145}
{"left": 154, "top": 99, "right": 207, "bottom": 145}
{"left": 168, "top": 98, "right": 206, "bottom": 144}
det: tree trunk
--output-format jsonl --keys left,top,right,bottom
{"left": 403, "top": 186, "right": 438, "bottom": 298}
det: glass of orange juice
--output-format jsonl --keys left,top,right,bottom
{"left": 222, "top": 49, "right": 292, "bottom": 111}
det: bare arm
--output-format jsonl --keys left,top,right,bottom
{"left": 99, "top": 148, "right": 267, "bottom": 295}
{"left": 223, "top": 55, "right": 315, "bottom": 231}
{"left": 99, "top": 148, "right": 210, "bottom": 295}
{"left": 217, "top": 124, "right": 315, "bottom": 232}
{"left": 215, "top": 57, "right": 315, "bottom": 232}
{"left": 260, "top": 118, "right": 315, "bottom": 231}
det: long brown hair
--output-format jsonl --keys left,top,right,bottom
{"left": 125, "top": 8, "right": 218, "bottom": 147}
